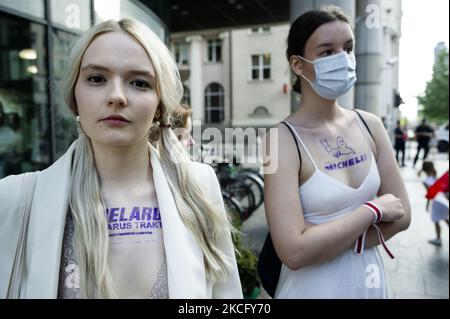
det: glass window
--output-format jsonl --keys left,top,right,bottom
{"left": 250, "top": 26, "right": 271, "bottom": 34}
{"left": 207, "top": 39, "right": 222, "bottom": 63}
{"left": 173, "top": 42, "right": 189, "bottom": 65}
{"left": 52, "top": 29, "right": 79, "bottom": 78}
{"left": 50, "top": 0, "right": 91, "bottom": 31}
{"left": 52, "top": 29, "right": 79, "bottom": 157}
{"left": 94, "top": 0, "right": 120, "bottom": 22}
{"left": 0, "top": 13, "right": 50, "bottom": 178}
{"left": 204, "top": 83, "right": 224, "bottom": 124}
{"left": 252, "top": 69, "right": 258, "bottom": 80}
{"left": 262, "top": 53, "right": 271, "bottom": 79}
{"left": 215, "top": 43, "right": 222, "bottom": 62}
{"left": 182, "top": 85, "right": 190, "bottom": 105}
{"left": 250, "top": 53, "right": 271, "bottom": 80}
{"left": 94, "top": 0, "right": 166, "bottom": 41}
{"left": 120, "top": 0, "right": 165, "bottom": 40}
{"left": 0, "top": 0, "right": 45, "bottom": 19}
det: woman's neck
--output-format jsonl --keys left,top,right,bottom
{"left": 291, "top": 91, "right": 342, "bottom": 127}
{"left": 91, "top": 138, "right": 151, "bottom": 189}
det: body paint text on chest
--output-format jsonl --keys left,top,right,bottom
{"left": 106, "top": 206, "right": 161, "bottom": 223}
{"left": 324, "top": 153, "right": 368, "bottom": 171}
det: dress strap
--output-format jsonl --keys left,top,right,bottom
{"left": 353, "top": 110, "right": 376, "bottom": 148}
{"left": 281, "top": 122, "right": 301, "bottom": 168}
{"left": 281, "top": 121, "right": 319, "bottom": 170}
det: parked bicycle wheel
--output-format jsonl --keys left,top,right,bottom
{"left": 223, "top": 179, "right": 255, "bottom": 221}
{"left": 239, "top": 171, "right": 264, "bottom": 211}
{"left": 212, "top": 162, "right": 264, "bottom": 222}
{"left": 222, "top": 191, "right": 244, "bottom": 227}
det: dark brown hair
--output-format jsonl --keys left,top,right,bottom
{"left": 421, "top": 161, "right": 437, "bottom": 177}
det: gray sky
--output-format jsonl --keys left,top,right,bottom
{"left": 399, "top": 0, "right": 449, "bottom": 122}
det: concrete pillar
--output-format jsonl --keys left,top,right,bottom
{"left": 384, "top": 0, "right": 403, "bottom": 141}
{"left": 383, "top": 26, "right": 394, "bottom": 140}
{"left": 290, "top": 0, "right": 356, "bottom": 109}
{"left": 186, "top": 35, "right": 204, "bottom": 122}
{"left": 355, "top": 0, "right": 384, "bottom": 117}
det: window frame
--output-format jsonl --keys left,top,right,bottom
{"left": 250, "top": 53, "right": 271, "bottom": 81}
{"left": 204, "top": 83, "right": 224, "bottom": 123}
{"left": 207, "top": 39, "right": 222, "bottom": 63}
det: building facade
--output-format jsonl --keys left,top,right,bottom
{"left": 171, "top": 0, "right": 403, "bottom": 136}
{"left": 0, "top": 0, "right": 404, "bottom": 177}
{"left": 171, "top": 24, "right": 291, "bottom": 132}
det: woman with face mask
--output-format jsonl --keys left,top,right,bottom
{"left": 261, "top": 6, "right": 411, "bottom": 298}
{"left": 0, "top": 18, "right": 242, "bottom": 299}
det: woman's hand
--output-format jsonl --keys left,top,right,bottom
{"left": 371, "top": 194, "right": 405, "bottom": 222}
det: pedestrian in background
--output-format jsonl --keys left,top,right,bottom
{"left": 418, "top": 160, "right": 437, "bottom": 210}
{"left": 394, "top": 120, "right": 407, "bottom": 167}
{"left": 425, "top": 170, "right": 449, "bottom": 247}
{"left": 413, "top": 118, "right": 434, "bottom": 168}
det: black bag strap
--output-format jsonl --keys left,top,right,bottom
{"left": 257, "top": 122, "right": 303, "bottom": 298}
{"left": 354, "top": 110, "right": 375, "bottom": 142}
{"left": 281, "top": 121, "right": 302, "bottom": 171}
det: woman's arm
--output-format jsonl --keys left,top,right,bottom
{"left": 263, "top": 125, "right": 393, "bottom": 270}
{"left": 357, "top": 111, "right": 411, "bottom": 249}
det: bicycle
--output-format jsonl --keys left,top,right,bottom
{"left": 212, "top": 162, "right": 264, "bottom": 222}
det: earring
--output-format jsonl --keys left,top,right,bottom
{"left": 76, "top": 115, "right": 84, "bottom": 135}
{"left": 154, "top": 120, "right": 160, "bottom": 128}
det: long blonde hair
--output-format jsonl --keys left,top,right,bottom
{"left": 63, "top": 18, "right": 234, "bottom": 298}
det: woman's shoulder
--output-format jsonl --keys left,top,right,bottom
{"left": 262, "top": 121, "right": 300, "bottom": 151}
{"left": 352, "top": 108, "right": 384, "bottom": 128}
{"left": 188, "top": 161, "right": 217, "bottom": 180}
{"left": 0, "top": 173, "right": 28, "bottom": 192}
{"left": 0, "top": 143, "right": 75, "bottom": 203}
{"left": 188, "top": 161, "right": 223, "bottom": 199}
{"left": 0, "top": 172, "right": 38, "bottom": 216}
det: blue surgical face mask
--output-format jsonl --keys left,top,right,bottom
{"left": 297, "top": 51, "right": 357, "bottom": 100}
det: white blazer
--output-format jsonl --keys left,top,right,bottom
{"left": 0, "top": 141, "right": 243, "bottom": 299}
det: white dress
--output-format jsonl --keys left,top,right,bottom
{"left": 275, "top": 120, "right": 389, "bottom": 299}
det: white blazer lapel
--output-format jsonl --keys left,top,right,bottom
{"left": 23, "top": 141, "right": 76, "bottom": 298}
{"left": 150, "top": 146, "right": 207, "bottom": 298}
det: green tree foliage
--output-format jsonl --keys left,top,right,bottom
{"left": 417, "top": 49, "right": 449, "bottom": 124}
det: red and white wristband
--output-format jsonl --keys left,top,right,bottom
{"left": 364, "top": 201, "right": 383, "bottom": 224}
{"left": 354, "top": 201, "right": 395, "bottom": 259}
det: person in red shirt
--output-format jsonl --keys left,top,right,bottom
{"left": 426, "top": 171, "right": 449, "bottom": 246}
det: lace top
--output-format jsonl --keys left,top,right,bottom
{"left": 57, "top": 212, "right": 169, "bottom": 299}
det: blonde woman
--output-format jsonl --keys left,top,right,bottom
{"left": 0, "top": 18, "right": 242, "bottom": 299}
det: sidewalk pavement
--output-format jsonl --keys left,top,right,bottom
{"left": 240, "top": 147, "right": 449, "bottom": 299}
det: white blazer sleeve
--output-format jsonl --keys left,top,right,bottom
{"left": 203, "top": 165, "right": 243, "bottom": 299}
{"left": 0, "top": 174, "right": 25, "bottom": 298}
